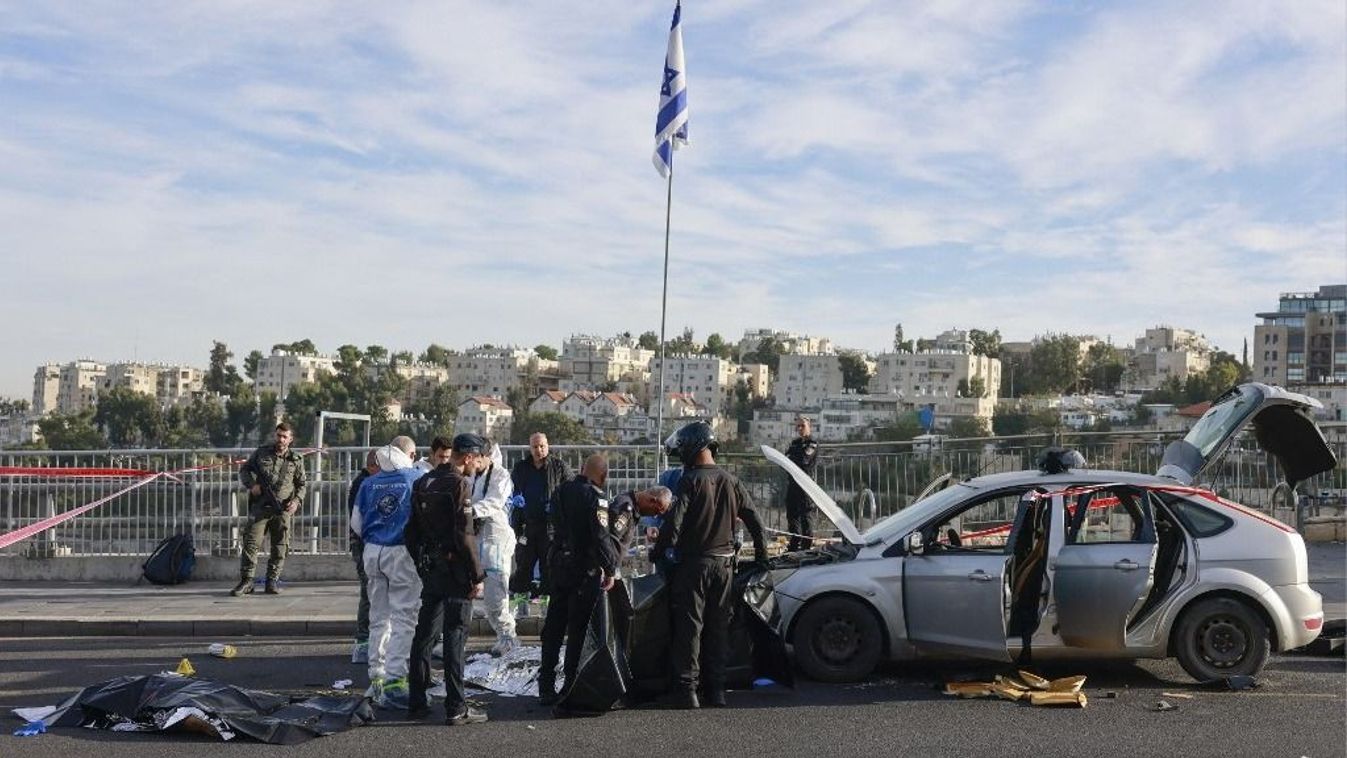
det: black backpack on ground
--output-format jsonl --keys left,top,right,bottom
{"left": 142, "top": 533, "right": 196, "bottom": 585}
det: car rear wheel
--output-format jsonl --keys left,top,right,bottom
{"left": 792, "top": 596, "right": 883, "bottom": 682}
{"left": 1173, "top": 597, "right": 1271, "bottom": 682}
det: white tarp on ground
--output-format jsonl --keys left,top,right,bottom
{"left": 464, "top": 646, "right": 562, "bottom": 698}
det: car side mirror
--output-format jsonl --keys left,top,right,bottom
{"left": 905, "top": 531, "right": 924, "bottom": 555}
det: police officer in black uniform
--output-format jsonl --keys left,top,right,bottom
{"left": 653, "top": 421, "right": 768, "bottom": 709}
{"left": 537, "top": 454, "right": 620, "bottom": 705}
{"left": 784, "top": 415, "right": 819, "bottom": 551}
{"left": 405, "top": 433, "right": 488, "bottom": 725}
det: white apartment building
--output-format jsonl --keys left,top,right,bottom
{"left": 816, "top": 394, "right": 904, "bottom": 442}
{"left": 528, "top": 390, "right": 569, "bottom": 415}
{"left": 1124, "top": 326, "right": 1212, "bottom": 391}
{"left": 559, "top": 390, "right": 598, "bottom": 423}
{"left": 560, "top": 335, "right": 655, "bottom": 388}
{"left": 868, "top": 349, "right": 1001, "bottom": 404}
{"left": 735, "top": 363, "right": 771, "bottom": 400}
{"left": 156, "top": 366, "right": 205, "bottom": 407}
{"left": 56, "top": 360, "right": 106, "bottom": 414}
{"left": 648, "top": 355, "right": 735, "bottom": 414}
{"left": 588, "top": 392, "right": 640, "bottom": 419}
{"left": 456, "top": 396, "right": 514, "bottom": 441}
{"left": 103, "top": 362, "right": 160, "bottom": 397}
{"left": 448, "top": 346, "right": 555, "bottom": 398}
{"left": 255, "top": 351, "right": 337, "bottom": 399}
{"left": 587, "top": 408, "right": 656, "bottom": 444}
{"left": 737, "top": 329, "right": 834, "bottom": 359}
{"left": 750, "top": 407, "right": 804, "bottom": 447}
{"left": 364, "top": 362, "right": 450, "bottom": 408}
{"left": 32, "top": 364, "right": 60, "bottom": 415}
{"left": 775, "top": 354, "right": 844, "bottom": 410}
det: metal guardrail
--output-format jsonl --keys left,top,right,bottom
{"left": 1, "top": 428, "right": 1343, "bottom": 557}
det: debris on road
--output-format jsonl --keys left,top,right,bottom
{"left": 208, "top": 643, "right": 238, "bottom": 659}
{"left": 942, "top": 671, "right": 1087, "bottom": 707}
{"left": 1160, "top": 692, "right": 1195, "bottom": 700}
{"left": 11, "top": 674, "right": 373, "bottom": 744}
{"left": 332, "top": 679, "right": 353, "bottom": 691}
{"left": 1199, "top": 675, "right": 1259, "bottom": 691}
{"left": 175, "top": 658, "right": 195, "bottom": 676}
{"left": 1150, "top": 700, "right": 1179, "bottom": 712}
{"left": 13, "top": 720, "right": 46, "bottom": 736}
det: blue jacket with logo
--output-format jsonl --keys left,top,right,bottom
{"left": 354, "top": 468, "right": 423, "bottom": 546}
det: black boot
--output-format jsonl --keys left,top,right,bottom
{"left": 264, "top": 579, "right": 281, "bottom": 595}
{"left": 703, "top": 689, "right": 727, "bottom": 708}
{"left": 537, "top": 677, "right": 557, "bottom": 706}
{"left": 230, "top": 578, "right": 254, "bottom": 596}
{"left": 660, "top": 690, "right": 699, "bottom": 710}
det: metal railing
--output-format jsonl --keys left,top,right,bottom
{"left": 2, "top": 427, "right": 1343, "bottom": 557}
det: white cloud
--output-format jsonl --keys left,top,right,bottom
{"left": 0, "top": 0, "right": 1342, "bottom": 399}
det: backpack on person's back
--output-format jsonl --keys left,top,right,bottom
{"left": 142, "top": 533, "right": 196, "bottom": 585}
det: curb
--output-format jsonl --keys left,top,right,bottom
{"left": 0, "top": 616, "right": 544, "bottom": 638}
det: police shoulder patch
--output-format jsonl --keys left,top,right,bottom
{"left": 595, "top": 505, "right": 609, "bottom": 528}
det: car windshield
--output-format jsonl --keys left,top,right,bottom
{"left": 861, "top": 482, "right": 979, "bottom": 540}
{"left": 1182, "top": 386, "right": 1261, "bottom": 457}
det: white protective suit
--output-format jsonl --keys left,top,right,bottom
{"left": 350, "top": 444, "right": 423, "bottom": 690}
{"left": 470, "top": 443, "right": 517, "bottom": 643}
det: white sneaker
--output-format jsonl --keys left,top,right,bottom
{"left": 351, "top": 640, "right": 369, "bottom": 664}
{"left": 490, "top": 635, "right": 518, "bottom": 658}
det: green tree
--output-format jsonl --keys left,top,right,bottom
{"left": 205, "top": 341, "right": 243, "bottom": 396}
{"left": 968, "top": 328, "right": 1002, "bottom": 358}
{"left": 534, "top": 344, "right": 559, "bottom": 361}
{"left": 391, "top": 350, "right": 414, "bottom": 366}
{"left": 364, "top": 344, "right": 389, "bottom": 366}
{"left": 968, "top": 376, "right": 987, "bottom": 398}
{"left": 272, "top": 339, "right": 318, "bottom": 356}
{"left": 744, "top": 337, "right": 784, "bottom": 375}
{"left": 37, "top": 411, "right": 108, "bottom": 449}
{"left": 420, "top": 344, "right": 455, "bottom": 367}
{"left": 874, "top": 412, "right": 924, "bottom": 442}
{"left": 992, "top": 408, "right": 1030, "bottom": 436}
{"left": 666, "top": 327, "right": 698, "bottom": 355}
{"left": 0, "top": 398, "right": 30, "bottom": 416}
{"left": 701, "top": 333, "right": 733, "bottom": 360}
{"left": 637, "top": 331, "right": 659, "bottom": 351}
{"left": 915, "top": 338, "right": 935, "bottom": 353}
{"left": 226, "top": 384, "right": 260, "bottom": 445}
{"left": 947, "top": 416, "right": 990, "bottom": 438}
{"left": 243, "top": 349, "right": 263, "bottom": 382}
{"left": 1082, "top": 343, "right": 1125, "bottom": 394}
{"left": 838, "top": 352, "right": 871, "bottom": 392}
{"left": 94, "top": 386, "right": 163, "bottom": 447}
{"left": 1026, "top": 334, "right": 1081, "bottom": 394}
{"left": 408, "top": 384, "right": 458, "bottom": 440}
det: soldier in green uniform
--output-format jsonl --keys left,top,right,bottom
{"left": 232, "top": 422, "right": 308, "bottom": 596}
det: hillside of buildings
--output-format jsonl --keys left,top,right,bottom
{"left": 3, "top": 284, "right": 1343, "bottom": 451}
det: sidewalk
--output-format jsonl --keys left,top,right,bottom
{"left": 0, "top": 579, "right": 544, "bottom": 638}
{"left": 1, "top": 544, "right": 1341, "bottom": 639}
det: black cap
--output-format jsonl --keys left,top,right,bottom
{"left": 452, "top": 433, "right": 488, "bottom": 454}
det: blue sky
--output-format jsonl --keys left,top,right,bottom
{"left": 2, "top": 0, "right": 1344, "bottom": 399}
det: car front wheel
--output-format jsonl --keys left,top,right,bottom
{"left": 792, "top": 596, "right": 883, "bottom": 683}
{"left": 1173, "top": 597, "right": 1271, "bottom": 682}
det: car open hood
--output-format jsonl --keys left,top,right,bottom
{"left": 760, "top": 445, "right": 865, "bottom": 546}
{"left": 1157, "top": 382, "right": 1338, "bottom": 487}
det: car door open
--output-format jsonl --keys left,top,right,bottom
{"left": 903, "top": 489, "right": 1035, "bottom": 661}
{"left": 1053, "top": 485, "right": 1159, "bottom": 650}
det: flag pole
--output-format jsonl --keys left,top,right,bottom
{"left": 655, "top": 168, "right": 673, "bottom": 474}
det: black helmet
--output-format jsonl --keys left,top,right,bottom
{"left": 667, "top": 421, "right": 717, "bottom": 464}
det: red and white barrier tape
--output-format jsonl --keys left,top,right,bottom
{"left": 0, "top": 448, "right": 321, "bottom": 550}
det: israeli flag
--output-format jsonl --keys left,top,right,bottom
{"left": 653, "top": 1, "right": 688, "bottom": 178}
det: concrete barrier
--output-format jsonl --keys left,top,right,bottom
{"left": 1303, "top": 517, "right": 1347, "bottom": 543}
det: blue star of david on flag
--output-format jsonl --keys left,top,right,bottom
{"left": 653, "top": 1, "right": 688, "bottom": 178}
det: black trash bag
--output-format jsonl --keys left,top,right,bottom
{"left": 555, "top": 581, "right": 635, "bottom": 715}
{"left": 625, "top": 572, "right": 673, "bottom": 699}
{"left": 568, "top": 565, "right": 794, "bottom": 710}
{"left": 35, "top": 674, "right": 372, "bottom": 744}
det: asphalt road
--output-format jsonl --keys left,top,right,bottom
{"left": 0, "top": 636, "right": 1342, "bottom": 758}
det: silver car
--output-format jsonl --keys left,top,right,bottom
{"left": 763, "top": 383, "right": 1338, "bottom": 682}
